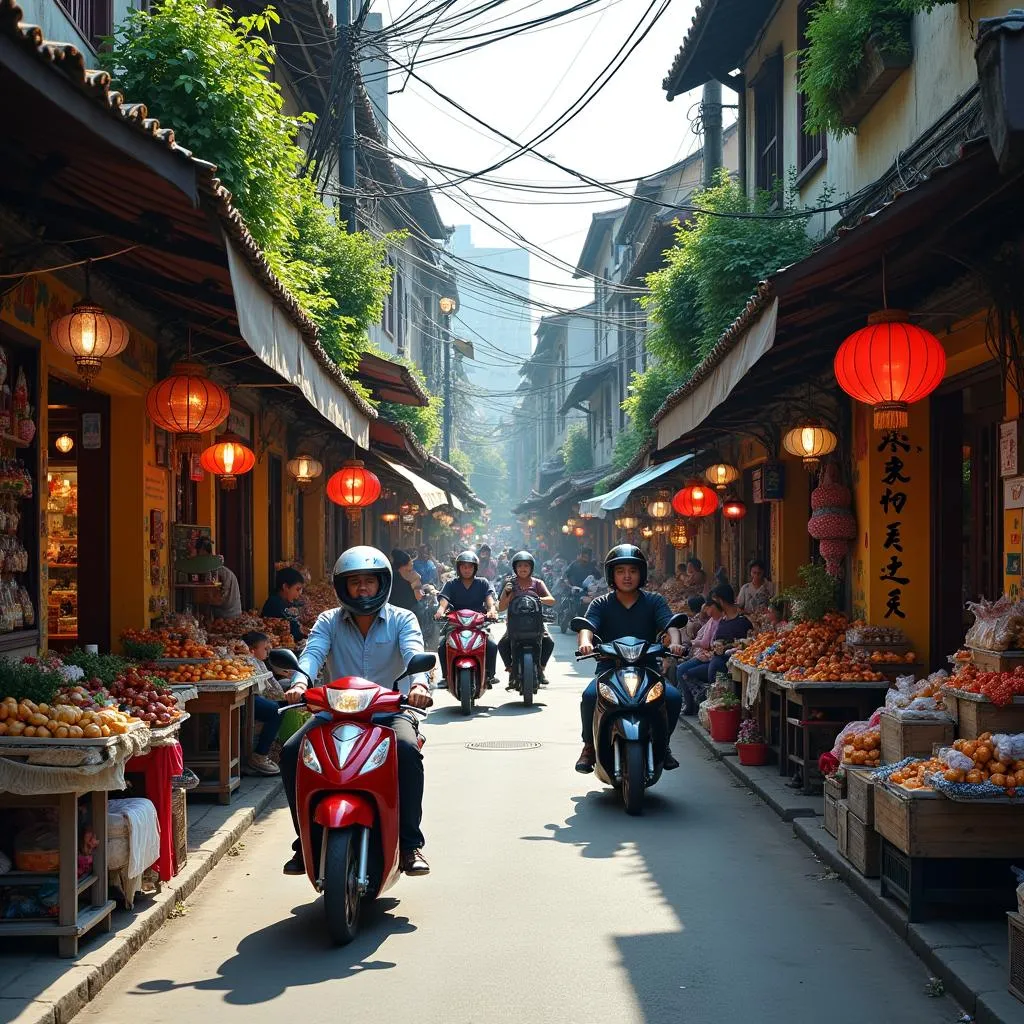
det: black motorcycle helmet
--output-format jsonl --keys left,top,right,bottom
{"left": 511, "top": 550, "right": 535, "bottom": 573}
{"left": 455, "top": 550, "right": 480, "bottom": 576}
{"left": 332, "top": 546, "right": 392, "bottom": 616}
{"left": 604, "top": 543, "right": 648, "bottom": 589}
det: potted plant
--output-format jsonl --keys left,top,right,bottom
{"left": 706, "top": 691, "right": 741, "bottom": 743}
{"left": 735, "top": 718, "right": 770, "bottom": 766}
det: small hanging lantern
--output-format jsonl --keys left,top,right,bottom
{"left": 526, "top": 518, "right": 535, "bottom": 528}
{"left": 722, "top": 497, "right": 748, "bottom": 521}
{"left": 616, "top": 514, "right": 640, "bottom": 530}
{"left": 672, "top": 480, "right": 719, "bottom": 518}
{"left": 834, "top": 310, "right": 946, "bottom": 429}
{"left": 55, "top": 434, "right": 74, "bottom": 454}
{"left": 647, "top": 490, "right": 672, "bottom": 519}
{"left": 573, "top": 525, "right": 586, "bottom": 537}
{"left": 561, "top": 524, "right": 571, "bottom": 534}
{"left": 146, "top": 362, "right": 230, "bottom": 453}
{"left": 652, "top": 521, "right": 671, "bottom": 534}
{"left": 566, "top": 517, "right": 579, "bottom": 529}
{"left": 48, "top": 263, "right": 130, "bottom": 387}
{"left": 380, "top": 512, "right": 399, "bottom": 524}
{"left": 669, "top": 522, "right": 689, "bottom": 548}
{"left": 199, "top": 432, "right": 256, "bottom": 490}
{"left": 704, "top": 463, "right": 739, "bottom": 492}
{"left": 783, "top": 419, "right": 838, "bottom": 469}
{"left": 326, "top": 460, "right": 382, "bottom": 511}
{"left": 286, "top": 454, "right": 324, "bottom": 491}
{"left": 640, "top": 525, "right": 655, "bottom": 539}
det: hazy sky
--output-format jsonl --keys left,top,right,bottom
{"left": 379, "top": 0, "right": 706, "bottom": 351}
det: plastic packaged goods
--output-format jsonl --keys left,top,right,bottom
{"left": 884, "top": 672, "right": 952, "bottom": 720}
{"left": 964, "top": 597, "right": 1024, "bottom": 651}
{"left": 832, "top": 709, "right": 883, "bottom": 766}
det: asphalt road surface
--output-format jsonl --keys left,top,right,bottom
{"left": 83, "top": 629, "right": 960, "bottom": 1023}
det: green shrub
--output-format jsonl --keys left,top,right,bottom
{"left": 561, "top": 422, "right": 593, "bottom": 473}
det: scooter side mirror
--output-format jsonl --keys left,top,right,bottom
{"left": 392, "top": 652, "right": 437, "bottom": 688}
{"left": 268, "top": 647, "right": 302, "bottom": 673}
{"left": 570, "top": 616, "right": 599, "bottom": 640}
{"left": 665, "top": 613, "right": 689, "bottom": 631}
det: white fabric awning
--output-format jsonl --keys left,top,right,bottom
{"left": 225, "top": 239, "right": 370, "bottom": 447}
{"left": 579, "top": 454, "right": 692, "bottom": 519}
{"left": 448, "top": 493, "right": 465, "bottom": 512}
{"left": 656, "top": 298, "right": 778, "bottom": 450}
{"left": 382, "top": 457, "right": 448, "bottom": 510}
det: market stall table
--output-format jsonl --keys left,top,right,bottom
{"left": 766, "top": 673, "right": 891, "bottom": 793}
{"left": 179, "top": 679, "right": 254, "bottom": 804}
{"left": 0, "top": 727, "right": 148, "bottom": 956}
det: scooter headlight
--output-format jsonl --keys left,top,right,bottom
{"left": 646, "top": 681, "right": 665, "bottom": 703}
{"left": 300, "top": 736, "right": 322, "bottom": 774}
{"left": 620, "top": 669, "right": 641, "bottom": 697}
{"left": 359, "top": 737, "right": 391, "bottom": 775}
{"left": 326, "top": 689, "right": 374, "bottom": 714}
{"left": 598, "top": 682, "right": 619, "bottom": 704}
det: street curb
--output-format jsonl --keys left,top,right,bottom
{"left": 676, "top": 713, "right": 738, "bottom": 760}
{"left": 12, "top": 780, "right": 283, "bottom": 1024}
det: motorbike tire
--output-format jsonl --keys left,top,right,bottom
{"left": 323, "top": 827, "right": 361, "bottom": 946}
{"left": 559, "top": 606, "right": 569, "bottom": 634}
{"left": 458, "top": 667, "right": 474, "bottom": 716}
{"left": 621, "top": 741, "right": 646, "bottom": 816}
{"left": 521, "top": 651, "right": 535, "bottom": 706}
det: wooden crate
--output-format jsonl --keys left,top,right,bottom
{"left": 846, "top": 767, "right": 875, "bottom": 826}
{"left": 1010, "top": 912, "right": 1024, "bottom": 1004}
{"left": 880, "top": 711, "right": 954, "bottom": 764}
{"left": 969, "top": 648, "right": 1024, "bottom": 673}
{"left": 837, "top": 801, "right": 880, "bottom": 877}
{"left": 825, "top": 773, "right": 846, "bottom": 800}
{"left": 946, "top": 693, "right": 1024, "bottom": 739}
{"left": 874, "top": 782, "right": 1024, "bottom": 858}
{"left": 824, "top": 791, "right": 839, "bottom": 838}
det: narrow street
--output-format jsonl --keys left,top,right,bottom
{"left": 82, "top": 631, "right": 957, "bottom": 1024}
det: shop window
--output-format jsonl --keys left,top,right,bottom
{"left": 59, "top": 0, "right": 112, "bottom": 49}
{"left": 753, "top": 52, "right": 784, "bottom": 204}
{"left": 796, "top": 2, "right": 827, "bottom": 179}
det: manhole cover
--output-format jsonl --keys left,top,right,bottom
{"left": 465, "top": 740, "right": 541, "bottom": 751}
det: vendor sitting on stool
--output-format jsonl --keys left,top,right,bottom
{"left": 241, "top": 631, "right": 284, "bottom": 777}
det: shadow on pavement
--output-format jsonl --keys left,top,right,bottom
{"left": 425, "top": 701, "right": 547, "bottom": 725}
{"left": 128, "top": 898, "right": 413, "bottom": 1005}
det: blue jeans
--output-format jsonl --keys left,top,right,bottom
{"left": 253, "top": 695, "right": 283, "bottom": 755}
{"left": 580, "top": 678, "right": 683, "bottom": 745}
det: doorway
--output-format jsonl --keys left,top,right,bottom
{"left": 217, "top": 472, "right": 253, "bottom": 611}
{"left": 47, "top": 377, "right": 110, "bottom": 649}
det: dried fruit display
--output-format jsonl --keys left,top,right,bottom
{"left": 160, "top": 639, "right": 216, "bottom": 659}
{"left": 734, "top": 614, "right": 850, "bottom": 672}
{"left": 939, "top": 733, "right": 1024, "bottom": 795}
{"left": 888, "top": 757, "right": 944, "bottom": 791}
{"left": 785, "top": 656, "right": 886, "bottom": 682}
{"left": 945, "top": 664, "right": 1024, "bottom": 706}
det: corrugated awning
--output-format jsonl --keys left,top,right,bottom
{"left": 579, "top": 454, "right": 692, "bottom": 519}
{"left": 448, "top": 493, "right": 465, "bottom": 512}
{"left": 656, "top": 299, "right": 777, "bottom": 451}
{"left": 559, "top": 361, "right": 616, "bottom": 415}
{"left": 381, "top": 456, "right": 448, "bottom": 510}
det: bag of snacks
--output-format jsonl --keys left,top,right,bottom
{"left": 831, "top": 709, "right": 883, "bottom": 766}
{"left": 993, "top": 732, "right": 1024, "bottom": 764}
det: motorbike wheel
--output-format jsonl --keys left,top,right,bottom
{"left": 520, "top": 651, "right": 535, "bottom": 706}
{"left": 323, "top": 827, "right": 361, "bottom": 945}
{"left": 458, "top": 667, "right": 474, "bottom": 716}
{"left": 559, "top": 607, "right": 569, "bottom": 634}
{"left": 621, "top": 741, "right": 646, "bottom": 816}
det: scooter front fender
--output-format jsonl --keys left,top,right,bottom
{"left": 612, "top": 716, "right": 643, "bottom": 742}
{"left": 313, "top": 792, "right": 375, "bottom": 830}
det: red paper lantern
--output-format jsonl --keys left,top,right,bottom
{"left": 326, "top": 460, "right": 382, "bottom": 510}
{"left": 722, "top": 497, "right": 747, "bottom": 521}
{"left": 672, "top": 480, "right": 719, "bottom": 518}
{"left": 146, "top": 362, "right": 231, "bottom": 452}
{"left": 833, "top": 310, "right": 946, "bottom": 429}
{"left": 199, "top": 432, "right": 255, "bottom": 490}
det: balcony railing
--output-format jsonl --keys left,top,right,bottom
{"left": 58, "top": 0, "right": 112, "bottom": 48}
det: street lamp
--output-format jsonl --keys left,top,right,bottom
{"left": 439, "top": 289, "right": 458, "bottom": 463}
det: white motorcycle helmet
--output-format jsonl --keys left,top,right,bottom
{"left": 332, "top": 546, "right": 393, "bottom": 616}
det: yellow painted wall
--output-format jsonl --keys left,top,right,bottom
{"left": 778, "top": 454, "right": 810, "bottom": 590}
{"left": 850, "top": 400, "right": 931, "bottom": 655}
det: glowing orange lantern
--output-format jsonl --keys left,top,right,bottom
{"left": 672, "top": 480, "right": 719, "bottom": 518}
{"left": 146, "top": 362, "right": 230, "bottom": 452}
{"left": 722, "top": 497, "right": 747, "bottom": 521}
{"left": 705, "top": 463, "right": 739, "bottom": 492}
{"left": 834, "top": 310, "right": 946, "bottom": 429}
{"left": 573, "top": 525, "right": 586, "bottom": 538}
{"left": 326, "top": 460, "right": 382, "bottom": 510}
{"left": 199, "top": 432, "right": 256, "bottom": 490}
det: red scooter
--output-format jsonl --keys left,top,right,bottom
{"left": 441, "top": 608, "right": 491, "bottom": 715}
{"left": 270, "top": 648, "right": 436, "bottom": 945}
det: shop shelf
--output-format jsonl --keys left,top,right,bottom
{"left": 48, "top": 563, "right": 78, "bottom": 569}
{"left": 0, "top": 871, "right": 97, "bottom": 895}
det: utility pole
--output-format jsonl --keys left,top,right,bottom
{"left": 439, "top": 290, "right": 457, "bottom": 463}
{"left": 702, "top": 79, "right": 723, "bottom": 188}
{"left": 339, "top": 0, "right": 358, "bottom": 232}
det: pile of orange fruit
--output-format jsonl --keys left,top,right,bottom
{"left": 944, "top": 734, "right": 1024, "bottom": 794}
{"left": 889, "top": 757, "right": 944, "bottom": 791}
{"left": 868, "top": 650, "right": 917, "bottom": 663}
{"left": 159, "top": 658, "right": 253, "bottom": 684}
{"left": 842, "top": 728, "right": 882, "bottom": 767}
{"left": 734, "top": 614, "right": 849, "bottom": 673}
{"left": 161, "top": 639, "right": 216, "bottom": 659}
{"left": 785, "top": 656, "right": 886, "bottom": 683}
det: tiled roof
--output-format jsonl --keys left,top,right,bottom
{"left": 0, "top": 0, "right": 374, "bottom": 420}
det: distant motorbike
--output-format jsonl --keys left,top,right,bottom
{"left": 441, "top": 609, "right": 490, "bottom": 715}
{"left": 572, "top": 613, "right": 687, "bottom": 815}
{"left": 556, "top": 583, "right": 583, "bottom": 634}
{"left": 505, "top": 592, "right": 546, "bottom": 706}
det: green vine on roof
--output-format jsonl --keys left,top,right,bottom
{"left": 560, "top": 422, "right": 593, "bottom": 474}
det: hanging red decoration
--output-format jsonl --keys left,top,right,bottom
{"left": 146, "top": 362, "right": 230, "bottom": 452}
{"left": 833, "top": 310, "right": 946, "bottom": 430}
{"left": 326, "top": 460, "right": 382, "bottom": 510}
{"left": 807, "top": 463, "right": 856, "bottom": 577}
{"left": 722, "top": 497, "right": 747, "bottom": 521}
{"left": 199, "top": 432, "right": 256, "bottom": 490}
{"left": 671, "top": 480, "right": 719, "bottom": 518}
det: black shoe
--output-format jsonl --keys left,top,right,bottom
{"left": 575, "top": 744, "right": 596, "bottom": 774}
{"left": 283, "top": 851, "right": 304, "bottom": 875}
{"left": 664, "top": 749, "right": 680, "bottom": 771}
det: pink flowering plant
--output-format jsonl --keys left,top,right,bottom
{"left": 736, "top": 718, "right": 765, "bottom": 745}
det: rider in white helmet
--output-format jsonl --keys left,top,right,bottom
{"left": 280, "top": 546, "right": 433, "bottom": 877}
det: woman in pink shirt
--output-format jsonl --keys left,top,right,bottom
{"left": 676, "top": 601, "right": 722, "bottom": 715}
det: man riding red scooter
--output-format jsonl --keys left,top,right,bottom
{"left": 279, "top": 547, "right": 434, "bottom": 902}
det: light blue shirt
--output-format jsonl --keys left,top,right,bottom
{"left": 296, "top": 604, "right": 428, "bottom": 695}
